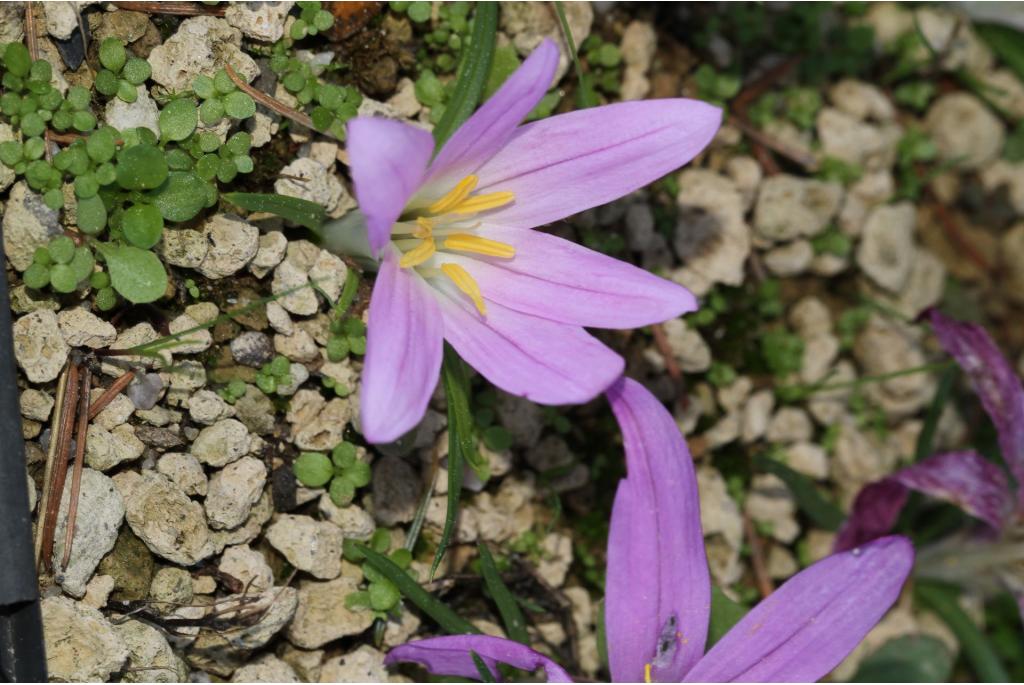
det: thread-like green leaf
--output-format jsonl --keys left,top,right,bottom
{"left": 754, "top": 454, "right": 844, "bottom": 531}
{"left": 554, "top": 1, "right": 597, "bottom": 108}
{"left": 357, "top": 544, "right": 479, "bottom": 635}
{"left": 222, "top": 191, "right": 326, "bottom": 232}
{"left": 472, "top": 653, "right": 498, "bottom": 682}
{"left": 432, "top": 2, "right": 498, "bottom": 149}
{"left": 916, "top": 581, "right": 1010, "bottom": 683}
{"left": 914, "top": 365, "right": 956, "bottom": 462}
{"left": 478, "top": 544, "right": 529, "bottom": 644}
{"left": 976, "top": 23, "right": 1024, "bottom": 85}
{"left": 707, "top": 586, "right": 748, "bottom": 648}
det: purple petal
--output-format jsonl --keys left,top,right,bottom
{"left": 685, "top": 536, "right": 914, "bottom": 683}
{"left": 347, "top": 117, "right": 435, "bottom": 255}
{"left": 385, "top": 635, "right": 573, "bottom": 683}
{"left": 360, "top": 250, "right": 444, "bottom": 443}
{"left": 441, "top": 228, "right": 696, "bottom": 328}
{"left": 928, "top": 309, "right": 1024, "bottom": 507}
{"left": 434, "top": 280, "right": 624, "bottom": 405}
{"left": 424, "top": 39, "right": 559, "bottom": 192}
{"left": 605, "top": 378, "right": 709, "bottom": 683}
{"left": 472, "top": 99, "right": 721, "bottom": 230}
{"left": 836, "top": 451, "right": 1013, "bottom": 551}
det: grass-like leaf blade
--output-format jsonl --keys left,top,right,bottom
{"left": 222, "top": 191, "right": 326, "bottom": 233}
{"left": 914, "top": 364, "right": 956, "bottom": 462}
{"left": 478, "top": 544, "right": 529, "bottom": 644}
{"left": 357, "top": 543, "right": 479, "bottom": 636}
{"left": 916, "top": 581, "right": 1010, "bottom": 683}
{"left": 708, "top": 586, "right": 748, "bottom": 648}
{"left": 976, "top": 23, "right": 1024, "bottom": 85}
{"left": 472, "top": 652, "right": 498, "bottom": 683}
{"left": 754, "top": 453, "right": 844, "bottom": 531}
{"left": 431, "top": 2, "right": 498, "bottom": 149}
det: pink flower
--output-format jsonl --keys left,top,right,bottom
{"left": 346, "top": 40, "right": 721, "bottom": 443}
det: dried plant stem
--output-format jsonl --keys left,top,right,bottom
{"left": 34, "top": 366, "right": 69, "bottom": 567}
{"left": 111, "top": 1, "right": 226, "bottom": 16}
{"left": 743, "top": 513, "right": 775, "bottom": 599}
{"left": 729, "top": 116, "right": 818, "bottom": 172}
{"left": 39, "top": 361, "right": 80, "bottom": 572}
{"left": 61, "top": 369, "right": 92, "bottom": 569}
{"left": 88, "top": 369, "right": 136, "bottom": 420}
{"left": 651, "top": 322, "right": 688, "bottom": 412}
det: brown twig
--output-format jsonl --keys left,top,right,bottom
{"left": 729, "top": 116, "right": 818, "bottom": 172}
{"left": 111, "top": 1, "right": 226, "bottom": 16}
{"left": 88, "top": 369, "right": 136, "bottom": 420}
{"left": 39, "top": 360, "right": 79, "bottom": 573}
{"left": 34, "top": 367, "right": 69, "bottom": 566}
{"left": 927, "top": 191, "right": 991, "bottom": 272}
{"left": 743, "top": 513, "right": 775, "bottom": 599}
{"left": 651, "top": 322, "right": 688, "bottom": 412}
{"left": 61, "top": 369, "right": 91, "bottom": 569}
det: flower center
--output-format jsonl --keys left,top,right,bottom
{"left": 391, "top": 174, "right": 515, "bottom": 316}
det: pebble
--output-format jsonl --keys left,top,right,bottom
{"left": 52, "top": 468, "right": 125, "bottom": 598}
{"left": 828, "top": 79, "right": 895, "bottom": 121}
{"left": 13, "top": 310, "right": 69, "bottom": 384}
{"left": 287, "top": 573, "right": 375, "bottom": 649}
{"left": 158, "top": 229, "right": 208, "bottom": 269}
{"left": 104, "top": 86, "right": 160, "bottom": 135}
{"left": 275, "top": 158, "right": 354, "bottom": 218}
{"left": 764, "top": 239, "right": 814, "bottom": 276}
{"left": 224, "top": 1, "right": 294, "bottom": 42}
{"left": 0, "top": 123, "right": 17, "bottom": 192}
{"left": 785, "top": 442, "right": 830, "bottom": 480}
{"left": 925, "top": 92, "right": 1005, "bottom": 170}
{"left": 766, "top": 546, "right": 799, "bottom": 580}
{"left": 208, "top": 489, "right": 273, "bottom": 553}
{"left": 854, "top": 316, "right": 934, "bottom": 418}
{"left": 233, "top": 384, "right": 276, "bottom": 435}
{"left": 856, "top": 202, "right": 917, "bottom": 292}
{"left": 318, "top": 496, "right": 376, "bottom": 539}
{"left": 833, "top": 419, "right": 897, "bottom": 506}
{"left": 166, "top": 313, "right": 212, "bottom": 354}
{"left": 20, "top": 388, "right": 54, "bottom": 422}
{"left": 741, "top": 389, "right": 775, "bottom": 443}
{"left": 191, "top": 587, "right": 298, "bottom": 662}
{"left": 115, "top": 619, "right": 189, "bottom": 683}
{"left": 156, "top": 452, "right": 207, "bottom": 497}
{"left": 291, "top": 397, "right": 352, "bottom": 450}
{"left": 231, "top": 654, "right": 300, "bottom": 683}
{"left": 85, "top": 424, "right": 145, "bottom": 471}
{"left": 496, "top": 393, "right": 544, "bottom": 448}
{"left": 81, "top": 574, "right": 115, "bottom": 609}
{"left": 765, "top": 407, "right": 814, "bottom": 444}
{"left": 41, "top": 596, "right": 129, "bottom": 682}
{"left": 370, "top": 456, "right": 421, "bottom": 526}
{"left": 319, "top": 645, "right": 389, "bottom": 682}
{"left": 230, "top": 331, "right": 274, "bottom": 367}
{"left": 187, "top": 389, "right": 235, "bottom": 425}
{"left": 308, "top": 249, "right": 349, "bottom": 302}
{"left": 274, "top": 328, "right": 320, "bottom": 363}
{"left": 191, "top": 418, "right": 250, "bottom": 467}
{"left": 891, "top": 250, "right": 946, "bottom": 318}
{"left": 265, "top": 300, "right": 294, "bottom": 335}
{"left": 726, "top": 156, "right": 763, "bottom": 210}
{"left": 386, "top": 77, "right": 421, "bottom": 118}
{"left": 745, "top": 474, "right": 800, "bottom": 544}
{"left": 90, "top": 392, "right": 132, "bottom": 433}
{"left": 816, "top": 107, "right": 900, "bottom": 170}
{"left": 197, "top": 214, "right": 260, "bottom": 279}
{"left": 249, "top": 230, "right": 288, "bottom": 278}
{"left": 697, "top": 466, "right": 743, "bottom": 586}
{"left": 501, "top": 1, "right": 592, "bottom": 81}
{"left": 115, "top": 470, "right": 213, "bottom": 565}
{"left": 205, "top": 457, "right": 266, "bottom": 530}
{"left": 672, "top": 170, "right": 750, "bottom": 295}
{"left": 754, "top": 174, "right": 843, "bottom": 242}
{"left": 801, "top": 333, "right": 840, "bottom": 385}
{"left": 147, "top": 16, "right": 258, "bottom": 93}
{"left": 789, "top": 296, "right": 832, "bottom": 338}
{"left": 265, "top": 514, "right": 344, "bottom": 579}
{"left": 537, "top": 532, "right": 573, "bottom": 587}
{"left": 658, "top": 318, "right": 711, "bottom": 373}
{"left": 218, "top": 544, "right": 274, "bottom": 592}
{"left": 43, "top": 2, "right": 78, "bottom": 40}
{"left": 57, "top": 308, "right": 117, "bottom": 349}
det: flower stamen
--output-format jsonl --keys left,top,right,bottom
{"left": 413, "top": 216, "right": 435, "bottom": 239}
{"left": 449, "top": 191, "right": 515, "bottom": 215}
{"left": 428, "top": 175, "right": 478, "bottom": 215}
{"left": 441, "top": 262, "right": 487, "bottom": 315}
{"left": 644, "top": 663, "right": 653, "bottom": 683}
{"left": 443, "top": 233, "right": 515, "bottom": 259}
{"left": 399, "top": 237, "right": 436, "bottom": 268}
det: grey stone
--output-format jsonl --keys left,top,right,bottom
{"left": 13, "top": 310, "right": 69, "bottom": 383}
{"left": 4, "top": 182, "right": 62, "bottom": 271}
{"left": 205, "top": 456, "right": 266, "bottom": 530}
{"left": 42, "top": 596, "right": 129, "bottom": 681}
{"left": 52, "top": 468, "right": 125, "bottom": 598}
{"left": 265, "top": 514, "right": 344, "bottom": 579}
{"left": 116, "top": 471, "right": 213, "bottom": 565}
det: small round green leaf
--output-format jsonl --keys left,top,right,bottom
{"left": 151, "top": 171, "right": 206, "bottom": 222}
{"left": 328, "top": 477, "right": 355, "bottom": 507}
{"left": 95, "top": 243, "right": 167, "bottom": 304}
{"left": 95, "top": 286, "right": 117, "bottom": 311}
{"left": 199, "top": 97, "right": 225, "bottom": 125}
{"left": 116, "top": 144, "right": 168, "bottom": 190}
{"left": 116, "top": 79, "right": 138, "bottom": 103}
{"left": 193, "top": 74, "right": 215, "bottom": 100}
{"left": 159, "top": 98, "right": 198, "bottom": 141}
{"left": 47, "top": 235, "right": 75, "bottom": 264}
{"left": 368, "top": 580, "right": 400, "bottom": 611}
{"left": 76, "top": 194, "right": 108, "bottom": 234}
{"left": 49, "top": 263, "right": 79, "bottom": 293}
{"left": 213, "top": 69, "right": 236, "bottom": 95}
{"left": 23, "top": 263, "right": 50, "bottom": 289}
{"left": 70, "top": 246, "right": 95, "bottom": 282}
{"left": 122, "top": 203, "right": 164, "bottom": 249}
{"left": 3, "top": 43, "right": 31, "bottom": 77}
{"left": 293, "top": 452, "right": 332, "bottom": 487}
{"left": 86, "top": 127, "right": 117, "bottom": 163}
{"left": 122, "top": 58, "right": 151, "bottom": 86}
{"left": 99, "top": 38, "right": 127, "bottom": 73}
{"left": 94, "top": 69, "right": 120, "bottom": 96}
{"left": 223, "top": 91, "right": 255, "bottom": 119}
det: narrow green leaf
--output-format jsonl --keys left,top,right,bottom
{"left": 976, "top": 23, "right": 1024, "bottom": 85}
{"left": 754, "top": 454, "right": 844, "bottom": 531}
{"left": 432, "top": 345, "right": 473, "bottom": 578}
{"left": 357, "top": 544, "right": 479, "bottom": 635}
{"left": 222, "top": 191, "right": 326, "bottom": 232}
{"left": 916, "top": 581, "right": 1010, "bottom": 683}
{"left": 471, "top": 652, "right": 498, "bottom": 683}
{"left": 334, "top": 268, "right": 360, "bottom": 317}
{"left": 554, "top": 1, "right": 597, "bottom": 108}
{"left": 914, "top": 365, "right": 957, "bottom": 463}
{"left": 707, "top": 586, "right": 748, "bottom": 648}
{"left": 431, "top": 2, "right": 498, "bottom": 149}
{"left": 852, "top": 635, "right": 953, "bottom": 682}
{"left": 478, "top": 544, "right": 529, "bottom": 644}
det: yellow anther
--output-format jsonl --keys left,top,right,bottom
{"left": 449, "top": 191, "right": 515, "bottom": 215}
{"left": 427, "top": 175, "right": 478, "bottom": 215}
{"left": 399, "top": 237, "right": 436, "bottom": 268}
{"left": 413, "top": 216, "right": 434, "bottom": 239}
{"left": 443, "top": 233, "right": 516, "bottom": 259}
{"left": 441, "top": 262, "right": 486, "bottom": 315}
{"left": 644, "top": 663, "right": 653, "bottom": 683}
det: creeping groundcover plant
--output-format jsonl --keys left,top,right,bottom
{"left": 344, "top": 39, "right": 722, "bottom": 443}
{"left": 386, "top": 378, "right": 915, "bottom": 682}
